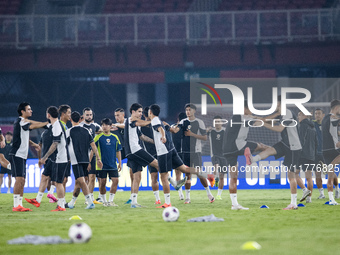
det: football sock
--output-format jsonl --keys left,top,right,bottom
{"left": 178, "top": 187, "right": 183, "bottom": 196}
{"left": 132, "top": 193, "right": 138, "bottom": 204}
{"left": 48, "top": 185, "right": 56, "bottom": 195}
{"left": 13, "top": 194, "right": 19, "bottom": 207}
{"left": 252, "top": 155, "right": 261, "bottom": 162}
{"left": 328, "top": 191, "right": 334, "bottom": 202}
{"left": 85, "top": 194, "right": 92, "bottom": 205}
{"left": 36, "top": 192, "right": 44, "bottom": 203}
{"left": 185, "top": 189, "right": 190, "bottom": 200}
{"left": 109, "top": 193, "right": 115, "bottom": 202}
{"left": 60, "top": 198, "right": 65, "bottom": 208}
{"left": 164, "top": 193, "right": 170, "bottom": 204}
{"left": 19, "top": 196, "right": 23, "bottom": 206}
{"left": 68, "top": 196, "right": 77, "bottom": 207}
{"left": 153, "top": 190, "right": 160, "bottom": 201}
{"left": 319, "top": 188, "right": 324, "bottom": 196}
{"left": 217, "top": 189, "right": 223, "bottom": 196}
{"left": 230, "top": 193, "right": 238, "bottom": 206}
{"left": 334, "top": 186, "right": 339, "bottom": 192}
{"left": 205, "top": 186, "right": 212, "bottom": 196}
{"left": 101, "top": 193, "right": 107, "bottom": 203}
{"left": 291, "top": 193, "right": 297, "bottom": 206}
{"left": 90, "top": 193, "right": 94, "bottom": 201}
{"left": 302, "top": 187, "right": 307, "bottom": 192}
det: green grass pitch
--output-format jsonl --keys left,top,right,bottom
{"left": 0, "top": 189, "right": 338, "bottom": 255}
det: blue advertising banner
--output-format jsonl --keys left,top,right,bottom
{"left": 0, "top": 156, "right": 334, "bottom": 193}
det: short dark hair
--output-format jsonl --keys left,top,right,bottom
{"left": 115, "top": 108, "right": 125, "bottom": 113}
{"left": 185, "top": 103, "right": 196, "bottom": 110}
{"left": 213, "top": 115, "right": 222, "bottom": 119}
{"left": 6, "top": 131, "right": 12, "bottom": 136}
{"left": 178, "top": 112, "right": 186, "bottom": 121}
{"left": 330, "top": 99, "right": 340, "bottom": 109}
{"left": 149, "top": 104, "right": 160, "bottom": 116}
{"left": 143, "top": 106, "right": 150, "bottom": 117}
{"left": 47, "top": 106, "right": 59, "bottom": 118}
{"left": 314, "top": 108, "right": 324, "bottom": 113}
{"left": 83, "top": 107, "right": 92, "bottom": 113}
{"left": 17, "top": 102, "right": 30, "bottom": 116}
{"left": 71, "top": 111, "right": 81, "bottom": 123}
{"left": 58, "top": 105, "right": 71, "bottom": 117}
{"left": 101, "top": 118, "right": 112, "bottom": 126}
{"left": 130, "top": 103, "right": 143, "bottom": 114}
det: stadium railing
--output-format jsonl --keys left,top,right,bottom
{"left": 0, "top": 8, "right": 339, "bottom": 48}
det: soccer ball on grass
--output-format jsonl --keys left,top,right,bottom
{"left": 68, "top": 223, "right": 92, "bottom": 243}
{"left": 162, "top": 206, "right": 180, "bottom": 222}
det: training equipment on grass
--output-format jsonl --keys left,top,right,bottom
{"left": 69, "top": 215, "right": 83, "bottom": 220}
{"left": 298, "top": 203, "right": 305, "bottom": 207}
{"left": 241, "top": 241, "right": 262, "bottom": 250}
{"left": 259, "top": 205, "right": 269, "bottom": 208}
{"left": 162, "top": 206, "right": 180, "bottom": 222}
{"left": 68, "top": 223, "right": 92, "bottom": 243}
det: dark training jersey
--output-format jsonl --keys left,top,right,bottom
{"left": 39, "top": 124, "right": 56, "bottom": 161}
{"left": 322, "top": 113, "right": 340, "bottom": 151}
{"left": 10, "top": 117, "right": 31, "bottom": 159}
{"left": 80, "top": 122, "right": 100, "bottom": 139}
{"left": 178, "top": 117, "right": 206, "bottom": 153}
{"left": 124, "top": 118, "right": 144, "bottom": 156}
{"left": 208, "top": 127, "right": 225, "bottom": 157}
{"left": 67, "top": 125, "right": 93, "bottom": 165}
{"left": 279, "top": 109, "right": 301, "bottom": 151}
{"left": 94, "top": 133, "right": 122, "bottom": 170}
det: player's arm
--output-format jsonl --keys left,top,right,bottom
{"left": 116, "top": 151, "right": 122, "bottom": 172}
{"left": 140, "top": 134, "right": 154, "bottom": 144}
{"left": 184, "top": 130, "right": 207, "bottom": 141}
{"left": 170, "top": 125, "right": 180, "bottom": 133}
{"left": 28, "top": 120, "right": 49, "bottom": 130}
{"left": 39, "top": 142, "right": 58, "bottom": 167}
{"left": 0, "top": 134, "right": 5, "bottom": 148}
{"left": 113, "top": 123, "right": 125, "bottom": 129}
{"left": 37, "top": 142, "right": 42, "bottom": 159}
{"left": 90, "top": 141, "right": 102, "bottom": 170}
{"left": 157, "top": 126, "right": 167, "bottom": 143}
{"left": 135, "top": 119, "right": 151, "bottom": 127}
{"left": 261, "top": 122, "right": 285, "bottom": 133}
{"left": 29, "top": 140, "right": 41, "bottom": 153}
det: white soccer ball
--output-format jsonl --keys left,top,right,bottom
{"left": 162, "top": 206, "right": 180, "bottom": 222}
{"left": 68, "top": 223, "right": 92, "bottom": 243}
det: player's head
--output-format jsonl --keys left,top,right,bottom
{"left": 59, "top": 105, "right": 71, "bottom": 121}
{"left": 47, "top": 106, "right": 59, "bottom": 119}
{"left": 149, "top": 104, "right": 160, "bottom": 118}
{"left": 114, "top": 108, "right": 125, "bottom": 123}
{"left": 330, "top": 99, "right": 340, "bottom": 114}
{"left": 185, "top": 103, "right": 196, "bottom": 118}
{"left": 5, "top": 131, "right": 12, "bottom": 142}
{"left": 71, "top": 111, "right": 81, "bottom": 124}
{"left": 101, "top": 118, "right": 112, "bottom": 133}
{"left": 83, "top": 107, "right": 93, "bottom": 124}
{"left": 143, "top": 106, "right": 150, "bottom": 120}
{"left": 178, "top": 112, "right": 186, "bottom": 122}
{"left": 213, "top": 115, "right": 223, "bottom": 129}
{"left": 298, "top": 111, "right": 308, "bottom": 122}
{"left": 130, "top": 103, "right": 143, "bottom": 119}
{"left": 314, "top": 108, "right": 324, "bottom": 122}
{"left": 17, "top": 102, "right": 32, "bottom": 117}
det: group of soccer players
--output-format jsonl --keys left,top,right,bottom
{"left": 2, "top": 97, "right": 340, "bottom": 212}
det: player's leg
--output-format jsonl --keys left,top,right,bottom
{"left": 324, "top": 152, "right": 340, "bottom": 204}
{"left": 305, "top": 170, "right": 313, "bottom": 202}
{"left": 131, "top": 169, "right": 142, "bottom": 207}
{"left": 12, "top": 156, "right": 31, "bottom": 211}
{"left": 0, "top": 173, "right": 4, "bottom": 191}
{"left": 285, "top": 170, "right": 298, "bottom": 209}
{"left": 157, "top": 172, "right": 171, "bottom": 208}
{"left": 150, "top": 168, "right": 160, "bottom": 204}
{"left": 52, "top": 163, "right": 67, "bottom": 211}
{"left": 98, "top": 171, "right": 108, "bottom": 206}
{"left": 67, "top": 178, "right": 81, "bottom": 209}
{"left": 108, "top": 175, "right": 119, "bottom": 207}
{"left": 315, "top": 170, "right": 325, "bottom": 199}
{"left": 25, "top": 173, "right": 50, "bottom": 207}
{"left": 7, "top": 174, "right": 11, "bottom": 193}
{"left": 175, "top": 169, "right": 184, "bottom": 200}
{"left": 156, "top": 153, "right": 173, "bottom": 208}
{"left": 216, "top": 171, "right": 225, "bottom": 200}
{"left": 245, "top": 146, "right": 277, "bottom": 165}
{"left": 333, "top": 174, "right": 340, "bottom": 199}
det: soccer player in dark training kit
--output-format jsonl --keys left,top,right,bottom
{"left": 141, "top": 107, "right": 161, "bottom": 204}
{"left": 66, "top": 111, "right": 103, "bottom": 209}
{"left": 245, "top": 97, "right": 302, "bottom": 210}
{"left": 322, "top": 100, "right": 340, "bottom": 205}
{"left": 0, "top": 130, "right": 12, "bottom": 193}
{"left": 93, "top": 118, "right": 122, "bottom": 207}
{"left": 207, "top": 116, "right": 227, "bottom": 200}
{"left": 39, "top": 106, "right": 70, "bottom": 211}
{"left": 80, "top": 107, "right": 103, "bottom": 204}
{"left": 171, "top": 103, "right": 215, "bottom": 204}
{"left": 11, "top": 102, "right": 48, "bottom": 212}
